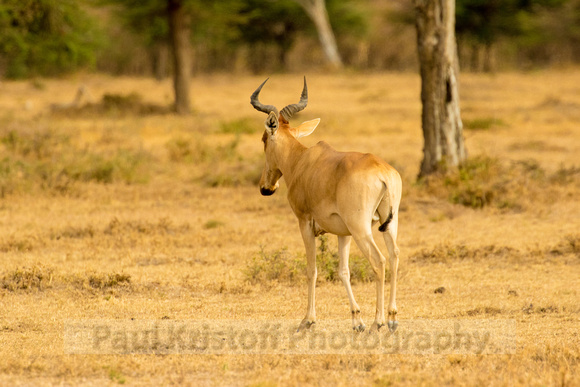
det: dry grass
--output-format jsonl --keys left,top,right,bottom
{"left": 0, "top": 70, "right": 579, "bottom": 386}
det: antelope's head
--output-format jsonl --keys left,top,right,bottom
{"left": 250, "top": 77, "right": 320, "bottom": 196}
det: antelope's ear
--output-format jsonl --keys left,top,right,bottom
{"left": 292, "top": 118, "right": 320, "bottom": 138}
{"left": 265, "top": 111, "right": 279, "bottom": 135}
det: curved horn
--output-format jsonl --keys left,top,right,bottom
{"left": 280, "top": 76, "right": 308, "bottom": 121}
{"left": 250, "top": 78, "right": 279, "bottom": 117}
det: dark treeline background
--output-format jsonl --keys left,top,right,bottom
{"left": 1, "top": 0, "right": 580, "bottom": 79}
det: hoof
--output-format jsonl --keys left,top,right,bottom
{"left": 388, "top": 320, "right": 398, "bottom": 332}
{"left": 297, "top": 319, "right": 315, "bottom": 332}
{"left": 353, "top": 323, "right": 366, "bottom": 333}
{"left": 370, "top": 322, "right": 386, "bottom": 332}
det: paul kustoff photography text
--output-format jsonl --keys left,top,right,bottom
{"left": 64, "top": 319, "right": 516, "bottom": 355}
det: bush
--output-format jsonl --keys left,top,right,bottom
{"left": 244, "top": 236, "right": 376, "bottom": 286}
{"left": 1, "top": 265, "right": 53, "bottom": 291}
{"left": 244, "top": 247, "right": 305, "bottom": 285}
{"left": 410, "top": 242, "right": 520, "bottom": 264}
{"left": 51, "top": 92, "right": 170, "bottom": 117}
{"left": 317, "top": 235, "right": 375, "bottom": 283}
{"left": 418, "top": 155, "right": 577, "bottom": 210}
{"left": 88, "top": 273, "right": 131, "bottom": 290}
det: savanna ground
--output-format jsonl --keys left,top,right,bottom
{"left": 0, "top": 69, "right": 579, "bottom": 386}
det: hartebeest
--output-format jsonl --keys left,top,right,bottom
{"left": 251, "top": 77, "right": 402, "bottom": 332}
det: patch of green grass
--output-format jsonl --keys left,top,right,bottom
{"left": 1, "top": 128, "right": 69, "bottom": 159}
{"left": 463, "top": 117, "right": 507, "bottom": 131}
{"left": 166, "top": 136, "right": 210, "bottom": 163}
{"left": 219, "top": 118, "right": 258, "bottom": 134}
{"left": 166, "top": 135, "right": 242, "bottom": 165}
{"left": 30, "top": 79, "right": 46, "bottom": 90}
{"left": 1, "top": 126, "right": 154, "bottom": 194}
{"left": 59, "top": 149, "right": 153, "bottom": 184}
{"left": 203, "top": 219, "right": 224, "bottom": 229}
{"left": 107, "top": 367, "right": 126, "bottom": 384}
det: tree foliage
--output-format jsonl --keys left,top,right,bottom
{"left": 0, "top": 0, "right": 102, "bottom": 78}
{"left": 100, "top": 0, "right": 246, "bottom": 48}
{"left": 2, "top": 0, "right": 580, "bottom": 78}
{"left": 456, "top": 0, "right": 566, "bottom": 46}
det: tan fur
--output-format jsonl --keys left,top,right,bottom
{"left": 259, "top": 117, "right": 403, "bottom": 332}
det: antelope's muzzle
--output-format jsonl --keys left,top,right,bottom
{"left": 260, "top": 187, "right": 277, "bottom": 196}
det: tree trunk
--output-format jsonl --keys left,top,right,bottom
{"left": 483, "top": 42, "right": 494, "bottom": 73}
{"left": 414, "top": 0, "right": 466, "bottom": 177}
{"left": 295, "top": 0, "right": 343, "bottom": 69}
{"left": 168, "top": 0, "right": 191, "bottom": 114}
{"left": 152, "top": 42, "right": 169, "bottom": 81}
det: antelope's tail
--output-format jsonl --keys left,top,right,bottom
{"left": 378, "top": 208, "right": 393, "bottom": 232}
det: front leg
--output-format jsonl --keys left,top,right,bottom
{"left": 297, "top": 219, "right": 317, "bottom": 332}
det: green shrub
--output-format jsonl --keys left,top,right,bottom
{"left": 244, "top": 247, "right": 305, "bottom": 285}
{"left": 244, "top": 237, "right": 376, "bottom": 286}
{"left": 419, "top": 155, "right": 559, "bottom": 210}
{"left": 166, "top": 137, "right": 209, "bottom": 163}
{"left": 317, "top": 235, "right": 375, "bottom": 283}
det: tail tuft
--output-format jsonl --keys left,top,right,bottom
{"left": 378, "top": 209, "right": 393, "bottom": 232}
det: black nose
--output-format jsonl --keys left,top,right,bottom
{"left": 260, "top": 187, "right": 276, "bottom": 196}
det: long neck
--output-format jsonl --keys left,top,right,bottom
{"left": 275, "top": 128, "right": 306, "bottom": 187}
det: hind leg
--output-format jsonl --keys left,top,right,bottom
{"left": 337, "top": 235, "right": 365, "bottom": 332}
{"left": 381, "top": 212, "right": 400, "bottom": 332}
{"left": 350, "top": 228, "right": 387, "bottom": 332}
